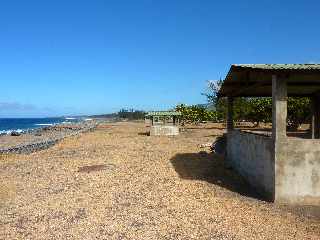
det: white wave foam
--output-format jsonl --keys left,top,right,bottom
{"left": 65, "top": 117, "right": 76, "bottom": 120}
{"left": 0, "top": 129, "right": 24, "bottom": 135}
{"left": 35, "top": 123, "right": 53, "bottom": 126}
{"left": 0, "top": 130, "right": 11, "bottom": 135}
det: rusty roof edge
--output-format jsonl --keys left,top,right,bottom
{"left": 219, "top": 65, "right": 238, "bottom": 97}
{"left": 232, "top": 64, "right": 320, "bottom": 71}
{"left": 218, "top": 64, "right": 320, "bottom": 98}
{"left": 224, "top": 64, "right": 237, "bottom": 81}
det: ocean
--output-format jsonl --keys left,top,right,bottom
{"left": 0, "top": 117, "right": 82, "bottom": 135}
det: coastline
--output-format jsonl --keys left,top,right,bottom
{"left": 0, "top": 119, "right": 107, "bottom": 154}
{"left": 0, "top": 117, "right": 67, "bottom": 136}
{"left": 1, "top": 121, "right": 318, "bottom": 239}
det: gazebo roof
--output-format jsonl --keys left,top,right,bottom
{"left": 146, "top": 111, "right": 181, "bottom": 117}
{"left": 218, "top": 64, "right": 320, "bottom": 97}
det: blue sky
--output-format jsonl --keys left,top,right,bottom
{"left": 1, "top": 0, "right": 319, "bottom": 117}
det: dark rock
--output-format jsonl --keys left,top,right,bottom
{"left": 11, "top": 131, "right": 21, "bottom": 136}
{"left": 211, "top": 134, "right": 226, "bottom": 155}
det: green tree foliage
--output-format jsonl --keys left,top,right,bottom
{"left": 287, "top": 97, "right": 311, "bottom": 129}
{"left": 118, "top": 109, "right": 146, "bottom": 120}
{"left": 175, "top": 104, "right": 217, "bottom": 124}
{"left": 204, "top": 80, "right": 312, "bottom": 129}
{"left": 245, "top": 98, "right": 272, "bottom": 125}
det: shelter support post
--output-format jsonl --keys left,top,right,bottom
{"left": 311, "top": 93, "right": 320, "bottom": 139}
{"left": 151, "top": 116, "right": 154, "bottom": 126}
{"left": 272, "top": 75, "right": 287, "bottom": 141}
{"left": 272, "top": 74, "right": 288, "bottom": 202}
{"left": 227, "top": 97, "right": 234, "bottom": 132}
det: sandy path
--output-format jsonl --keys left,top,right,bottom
{"left": 0, "top": 122, "right": 319, "bottom": 239}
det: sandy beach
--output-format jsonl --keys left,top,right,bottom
{"left": 1, "top": 121, "right": 319, "bottom": 239}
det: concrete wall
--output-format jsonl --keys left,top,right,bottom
{"left": 227, "top": 130, "right": 274, "bottom": 199}
{"left": 150, "top": 126, "right": 179, "bottom": 136}
{"left": 275, "top": 139, "right": 320, "bottom": 205}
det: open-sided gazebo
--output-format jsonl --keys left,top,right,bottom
{"left": 146, "top": 111, "right": 181, "bottom": 136}
{"left": 219, "top": 64, "right": 320, "bottom": 205}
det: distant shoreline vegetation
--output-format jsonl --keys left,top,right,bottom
{"left": 118, "top": 109, "right": 146, "bottom": 120}
{"left": 88, "top": 109, "right": 146, "bottom": 120}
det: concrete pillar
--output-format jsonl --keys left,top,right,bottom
{"left": 227, "top": 97, "right": 234, "bottom": 132}
{"left": 225, "top": 97, "right": 234, "bottom": 169}
{"left": 272, "top": 75, "right": 287, "bottom": 141}
{"left": 311, "top": 94, "right": 320, "bottom": 139}
{"left": 272, "top": 74, "right": 288, "bottom": 203}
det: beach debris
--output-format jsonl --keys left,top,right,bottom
{"left": 199, "top": 142, "right": 212, "bottom": 148}
{"left": 77, "top": 164, "right": 115, "bottom": 173}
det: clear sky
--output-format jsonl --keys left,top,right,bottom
{"left": 1, "top": 0, "right": 319, "bottom": 117}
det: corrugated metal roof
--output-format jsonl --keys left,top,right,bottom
{"left": 218, "top": 64, "right": 320, "bottom": 97}
{"left": 233, "top": 64, "right": 320, "bottom": 70}
{"left": 146, "top": 111, "right": 181, "bottom": 117}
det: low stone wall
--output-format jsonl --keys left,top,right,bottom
{"left": 0, "top": 124, "right": 97, "bottom": 155}
{"left": 227, "top": 130, "right": 274, "bottom": 199}
{"left": 150, "top": 126, "right": 179, "bottom": 136}
{"left": 276, "top": 139, "right": 320, "bottom": 205}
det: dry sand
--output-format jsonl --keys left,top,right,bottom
{"left": 0, "top": 122, "right": 319, "bottom": 239}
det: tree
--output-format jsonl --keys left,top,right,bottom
{"left": 246, "top": 98, "right": 272, "bottom": 126}
{"left": 287, "top": 97, "right": 311, "bottom": 130}
{"left": 118, "top": 109, "right": 146, "bottom": 120}
{"left": 175, "top": 104, "right": 217, "bottom": 124}
{"left": 203, "top": 80, "right": 252, "bottom": 122}
{"left": 204, "top": 80, "right": 312, "bottom": 129}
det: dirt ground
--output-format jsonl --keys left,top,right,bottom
{"left": 0, "top": 122, "right": 319, "bottom": 239}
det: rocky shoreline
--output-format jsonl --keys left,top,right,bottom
{"left": 0, "top": 120, "right": 100, "bottom": 154}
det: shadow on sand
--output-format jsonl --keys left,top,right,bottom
{"left": 170, "top": 152, "right": 264, "bottom": 200}
{"left": 186, "top": 126, "right": 225, "bottom": 130}
{"left": 170, "top": 151, "right": 320, "bottom": 220}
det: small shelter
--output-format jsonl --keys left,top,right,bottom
{"left": 218, "top": 64, "right": 320, "bottom": 205}
{"left": 146, "top": 111, "right": 181, "bottom": 136}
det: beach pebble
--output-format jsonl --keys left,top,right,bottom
{"left": 0, "top": 122, "right": 318, "bottom": 239}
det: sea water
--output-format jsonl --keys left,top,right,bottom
{"left": 0, "top": 117, "right": 81, "bottom": 135}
